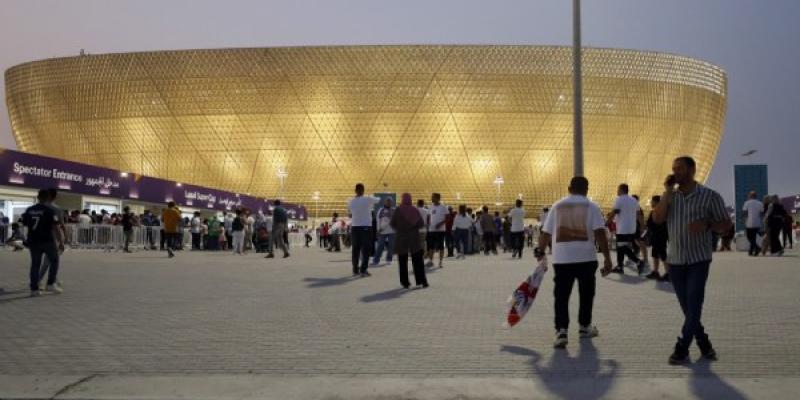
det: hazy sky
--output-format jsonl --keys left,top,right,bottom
{"left": 2, "top": 0, "right": 798, "bottom": 203}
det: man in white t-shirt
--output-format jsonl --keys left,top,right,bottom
{"left": 538, "top": 176, "right": 613, "bottom": 349}
{"left": 742, "top": 190, "right": 764, "bottom": 256}
{"left": 347, "top": 183, "right": 380, "bottom": 277}
{"left": 539, "top": 207, "right": 551, "bottom": 253}
{"left": 416, "top": 199, "right": 430, "bottom": 257}
{"left": 609, "top": 183, "right": 645, "bottom": 275}
{"left": 223, "top": 212, "right": 234, "bottom": 247}
{"left": 508, "top": 199, "right": 526, "bottom": 259}
{"left": 426, "top": 193, "right": 448, "bottom": 268}
{"left": 190, "top": 211, "right": 202, "bottom": 250}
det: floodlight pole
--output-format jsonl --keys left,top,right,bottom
{"left": 572, "top": 0, "right": 584, "bottom": 177}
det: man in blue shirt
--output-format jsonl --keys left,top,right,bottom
{"left": 22, "top": 189, "right": 65, "bottom": 296}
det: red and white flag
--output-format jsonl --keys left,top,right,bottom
{"left": 505, "top": 257, "right": 548, "bottom": 328}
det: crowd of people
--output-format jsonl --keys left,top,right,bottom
{"left": 1, "top": 201, "right": 316, "bottom": 257}
{"left": 4, "top": 154, "right": 799, "bottom": 366}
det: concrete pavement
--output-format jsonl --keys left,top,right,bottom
{"left": 1, "top": 245, "right": 798, "bottom": 399}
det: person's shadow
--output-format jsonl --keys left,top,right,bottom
{"left": 303, "top": 276, "right": 357, "bottom": 288}
{"left": 0, "top": 288, "right": 34, "bottom": 304}
{"left": 359, "top": 288, "right": 409, "bottom": 303}
{"left": 501, "top": 340, "right": 618, "bottom": 400}
{"left": 687, "top": 359, "right": 748, "bottom": 400}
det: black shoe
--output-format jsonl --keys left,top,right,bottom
{"left": 669, "top": 340, "right": 690, "bottom": 365}
{"left": 645, "top": 271, "right": 660, "bottom": 280}
{"left": 265, "top": 253, "right": 274, "bottom": 258}
{"left": 553, "top": 329, "right": 568, "bottom": 349}
{"left": 283, "top": 253, "right": 290, "bottom": 258}
{"left": 611, "top": 267, "right": 624, "bottom": 274}
{"left": 360, "top": 272, "right": 371, "bottom": 277}
{"left": 659, "top": 273, "right": 671, "bottom": 282}
{"left": 637, "top": 261, "right": 645, "bottom": 275}
{"left": 697, "top": 336, "right": 718, "bottom": 361}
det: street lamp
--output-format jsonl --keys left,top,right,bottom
{"left": 573, "top": 0, "right": 584, "bottom": 176}
{"left": 276, "top": 168, "right": 288, "bottom": 200}
{"left": 493, "top": 176, "right": 504, "bottom": 206}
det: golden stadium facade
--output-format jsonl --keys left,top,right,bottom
{"left": 5, "top": 45, "right": 726, "bottom": 216}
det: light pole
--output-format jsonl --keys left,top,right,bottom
{"left": 277, "top": 168, "right": 288, "bottom": 200}
{"left": 573, "top": 0, "right": 584, "bottom": 176}
{"left": 493, "top": 176, "right": 504, "bottom": 207}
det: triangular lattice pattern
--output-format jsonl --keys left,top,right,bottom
{"left": 6, "top": 45, "right": 727, "bottom": 217}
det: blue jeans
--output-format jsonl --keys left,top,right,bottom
{"left": 29, "top": 242, "right": 59, "bottom": 291}
{"left": 373, "top": 233, "right": 395, "bottom": 264}
{"left": 669, "top": 261, "right": 711, "bottom": 346}
{"left": 454, "top": 228, "right": 469, "bottom": 255}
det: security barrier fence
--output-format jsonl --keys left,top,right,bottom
{"left": 1, "top": 223, "right": 310, "bottom": 252}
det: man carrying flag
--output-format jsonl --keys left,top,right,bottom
{"left": 537, "top": 176, "right": 613, "bottom": 349}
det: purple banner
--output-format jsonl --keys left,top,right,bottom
{"left": 0, "top": 148, "right": 307, "bottom": 220}
{"left": 783, "top": 195, "right": 800, "bottom": 215}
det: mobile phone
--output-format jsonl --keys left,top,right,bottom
{"left": 666, "top": 174, "right": 677, "bottom": 188}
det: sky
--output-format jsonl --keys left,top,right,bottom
{"left": 1, "top": 0, "right": 798, "bottom": 203}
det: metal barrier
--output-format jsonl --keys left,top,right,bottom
{"left": 64, "top": 225, "right": 165, "bottom": 251}
{"left": 3, "top": 224, "right": 320, "bottom": 252}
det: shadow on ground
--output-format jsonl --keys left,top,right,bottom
{"left": 303, "top": 276, "right": 358, "bottom": 288}
{"left": 685, "top": 360, "right": 749, "bottom": 400}
{"left": 501, "top": 342, "right": 617, "bottom": 400}
{"left": 359, "top": 288, "right": 410, "bottom": 303}
{"left": 604, "top": 274, "right": 646, "bottom": 285}
{"left": 500, "top": 342, "right": 748, "bottom": 400}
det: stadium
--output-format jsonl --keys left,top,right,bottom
{"left": 5, "top": 45, "right": 727, "bottom": 215}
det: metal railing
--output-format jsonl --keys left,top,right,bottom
{"left": 2, "top": 223, "right": 315, "bottom": 252}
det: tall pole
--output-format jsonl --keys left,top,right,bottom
{"left": 572, "top": 0, "right": 584, "bottom": 176}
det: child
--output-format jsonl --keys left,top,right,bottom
{"left": 218, "top": 226, "right": 227, "bottom": 250}
{"left": 7, "top": 223, "right": 25, "bottom": 251}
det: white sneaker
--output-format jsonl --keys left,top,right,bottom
{"left": 553, "top": 329, "right": 568, "bottom": 348}
{"left": 624, "top": 260, "right": 636, "bottom": 269}
{"left": 579, "top": 325, "right": 599, "bottom": 338}
{"left": 45, "top": 284, "right": 63, "bottom": 294}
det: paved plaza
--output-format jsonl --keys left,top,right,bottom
{"left": 1, "top": 245, "right": 799, "bottom": 399}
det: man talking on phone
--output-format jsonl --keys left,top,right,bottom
{"left": 652, "top": 156, "right": 731, "bottom": 364}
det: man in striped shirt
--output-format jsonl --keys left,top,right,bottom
{"left": 652, "top": 156, "right": 731, "bottom": 365}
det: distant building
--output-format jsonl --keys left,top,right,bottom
{"left": 734, "top": 164, "right": 768, "bottom": 231}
